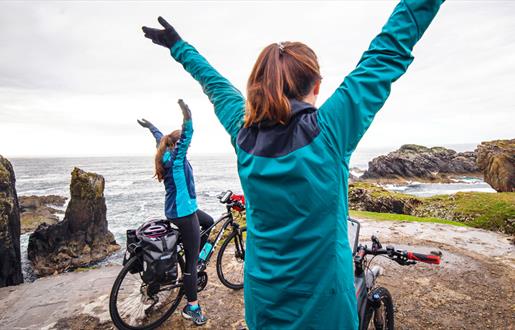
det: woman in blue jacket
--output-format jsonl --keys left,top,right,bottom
{"left": 142, "top": 1, "right": 444, "bottom": 328}
{"left": 138, "top": 99, "right": 212, "bottom": 325}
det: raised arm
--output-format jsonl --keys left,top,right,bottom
{"left": 317, "top": 0, "right": 444, "bottom": 159}
{"left": 142, "top": 18, "right": 245, "bottom": 145}
{"left": 171, "top": 99, "right": 194, "bottom": 163}
{"left": 137, "top": 118, "right": 163, "bottom": 147}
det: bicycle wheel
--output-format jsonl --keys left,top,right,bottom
{"left": 365, "top": 287, "right": 394, "bottom": 330}
{"left": 216, "top": 226, "right": 246, "bottom": 290}
{"left": 109, "top": 255, "right": 184, "bottom": 330}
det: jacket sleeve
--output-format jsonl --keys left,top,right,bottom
{"left": 317, "top": 0, "right": 444, "bottom": 158}
{"left": 170, "top": 40, "right": 245, "bottom": 145}
{"left": 148, "top": 124, "right": 164, "bottom": 148}
{"left": 171, "top": 119, "right": 193, "bottom": 165}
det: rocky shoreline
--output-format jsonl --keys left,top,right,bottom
{"left": 348, "top": 182, "right": 515, "bottom": 235}
{"left": 28, "top": 168, "right": 120, "bottom": 277}
{"left": 0, "top": 138, "right": 513, "bottom": 328}
{"left": 360, "top": 139, "right": 514, "bottom": 192}
{"left": 19, "top": 195, "right": 67, "bottom": 234}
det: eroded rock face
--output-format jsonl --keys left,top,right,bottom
{"left": 19, "top": 195, "right": 67, "bottom": 234}
{"left": 476, "top": 139, "right": 515, "bottom": 192}
{"left": 28, "top": 168, "right": 119, "bottom": 276}
{"left": 362, "top": 144, "right": 479, "bottom": 181}
{"left": 0, "top": 155, "right": 23, "bottom": 287}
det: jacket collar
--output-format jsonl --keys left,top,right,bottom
{"left": 289, "top": 98, "right": 317, "bottom": 116}
{"left": 255, "top": 99, "right": 317, "bottom": 128}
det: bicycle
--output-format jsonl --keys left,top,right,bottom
{"left": 347, "top": 217, "right": 442, "bottom": 330}
{"left": 109, "top": 190, "right": 246, "bottom": 330}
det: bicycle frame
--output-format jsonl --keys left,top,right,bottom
{"left": 198, "top": 211, "right": 235, "bottom": 263}
{"left": 348, "top": 218, "right": 371, "bottom": 329}
{"left": 176, "top": 205, "right": 243, "bottom": 267}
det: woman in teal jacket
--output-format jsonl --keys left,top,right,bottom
{"left": 142, "top": 1, "right": 444, "bottom": 328}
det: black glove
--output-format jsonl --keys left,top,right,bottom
{"left": 137, "top": 118, "right": 154, "bottom": 128}
{"left": 178, "top": 99, "right": 192, "bottom": 121}
{"left": 142, "top": 17, "right": 181, "bottom": 49}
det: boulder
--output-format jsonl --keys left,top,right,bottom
{"left": 348, "top": 182, "right": 423, "bottom": 214}
{"left": 476, "top": 139, "right": 515, "bottom": 192}
{"left": 28, "top": 168, "right": 120, "bottom": 277}
{"left": 19, "top": 195, "right": 67, "bottom": 234}
{"left": 0, "top": 155, "right": 23, "bottom": 287}
{"left": 362, "top": 144, "right": 479, "bottom": 182}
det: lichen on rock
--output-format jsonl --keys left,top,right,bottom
{"left": 476, "top": 139, "right": 515, "bottom": 192}
{"left": 28, "top": 168, "right": 119, "bottom": 277}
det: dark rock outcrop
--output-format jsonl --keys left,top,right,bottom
{"left": 28, "top": 168, "right": 119, "bottom": 276}
{"left": 476, "top": 139, "right": 515, "bottom": 192}
{"left": 362, "top": 144, "right": 479, "bottom": 182}
{"left": 19, "top": 195, "right": 67, "bottom": 234}
{"left": 0, "top": 155, "right": 23, "bottom": 287}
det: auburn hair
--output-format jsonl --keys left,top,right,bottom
{"left": 154, "top": 130, "right": 181, "bottom": 182}
{"left": 245, "top": 41, "right": 322, "bottom": 127}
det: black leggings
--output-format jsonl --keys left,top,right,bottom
{"left": 170, "top": 209, "right": 214, "bottom": 302}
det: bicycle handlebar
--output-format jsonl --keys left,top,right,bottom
{"left": 361, "top": 246, "right": 441, "bottom": 265}
{"left": 406, "top": 252, "right": 441, "bottom": 265}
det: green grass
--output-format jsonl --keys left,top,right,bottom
{"left": 349, "top": 210, "right": 470, "bottom": 227}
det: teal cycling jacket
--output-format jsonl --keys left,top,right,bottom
{"left": 148, "top": 121, "right": 198, "bottom": 219}
{"left": 168, "top": 1, "right": 443, "bottom": 328}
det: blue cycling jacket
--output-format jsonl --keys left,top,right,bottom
{"left": 148, "top": 121, "right": 197, "bottom": 219}
{"left": 169, "top": 1, "right": 443, "bottom": 328}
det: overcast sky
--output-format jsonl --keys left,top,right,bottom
{"left": 1, "top": 1, "right": 514, "bottom": 158}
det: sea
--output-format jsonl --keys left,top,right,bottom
{"left": 10, "top": 147, "right": 495, "bottom": 280}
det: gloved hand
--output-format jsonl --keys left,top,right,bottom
{"left": 137, "top": 118, "right": 154, "bottom": 128}
{"left": 178, "top": 99, "right": 192, "bottom": 121}
{"left": 142, "top": 17, "right": 181, "bottom": 49}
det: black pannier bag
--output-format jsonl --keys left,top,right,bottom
{"left": 140, "top": 230, "right": 179, "bottom": 284}
{"left": 123, "top": 221, "right": 179, "bottom": 281}
{"left": 123, "top": 229, "right": 143, "bottom": 274}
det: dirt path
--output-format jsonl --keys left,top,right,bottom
{"left": 0, "top": 218, "right": 513, "bottom": 329}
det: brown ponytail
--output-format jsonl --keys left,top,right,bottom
{"left": 154, "top": 130, "right": 181, "bottom": 182}
{"left": 245, "top": 41, "right": 322, "bottom": 127}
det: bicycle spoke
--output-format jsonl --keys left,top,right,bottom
{"left": 114, "top": 263, "right": 183, "bottom": 328}
{"left": 220, "top": 234, "right": 245, "bottom": 287}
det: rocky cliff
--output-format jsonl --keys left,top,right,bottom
{"left": 0, "top": 155, "right": 23, "bottom": 287}
{"left": 476, "top": 139, "right": 515, "bottom": 192}
{"left": 362, "top": 144, "right": 479, "bottom": 182}
{"left": 28, "top": 168, "right": 120, "bottom": 276}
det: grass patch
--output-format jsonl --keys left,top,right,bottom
{"left": 349, "top": 210, "right": 469, "bottom": 227}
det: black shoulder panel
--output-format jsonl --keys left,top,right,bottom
{"left": 236, "top": 100, "right": 321, "bottom": 158}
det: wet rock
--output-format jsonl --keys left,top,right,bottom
{"left": 0, "top": 155, "right": 23, "bottom": 287}
{"left": 476, "top": 139, "right": 515, "bottom": 192}
{"left": 28, "top": 168, "right": 120, "bottom": 277}
{"left": 19, "top": 195, "right": 67, "bottom": 234}
{"left": 349, "top": 182, "right": 423, "bottom": 214}
{"left": 362, "top": 144, "right": 479, "bottom": 182}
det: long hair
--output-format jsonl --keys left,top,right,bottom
{"left": 245, "top": 41, "right": 322, "bottom": 127}
{"left": 154, "top": 130, "right": 181, "bottom": 182}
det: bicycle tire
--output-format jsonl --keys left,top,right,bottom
{"left": 364, "top": 287, "right": 394, "bottom": 330}
{"left": 109, "top": 256, "right": 184, "bottom": 330}
{"left": 216, "top": 226, "right": 246, "bottom": 290}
